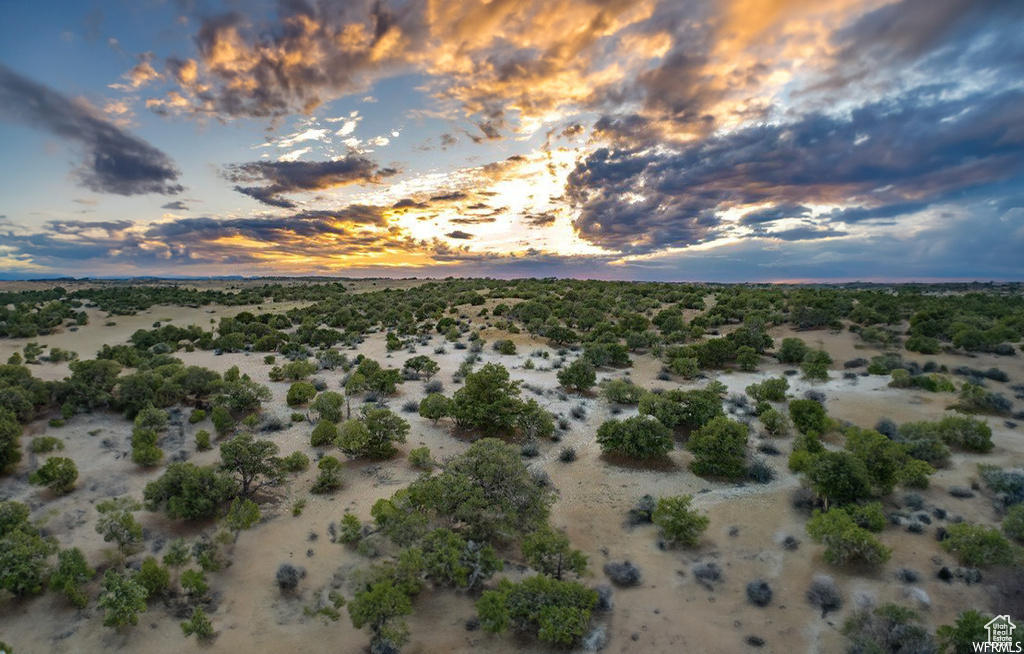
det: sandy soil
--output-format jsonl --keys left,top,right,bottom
{"left": 1, "top": 302, "right": 1022, "bottom": 654}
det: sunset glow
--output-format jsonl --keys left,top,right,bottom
{"left": 0, "top": 0, "right": 1021, "bottom": 281}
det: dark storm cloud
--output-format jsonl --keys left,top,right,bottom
{"left": 392, "top": 198, "right": 429, "bottom": 210}
{"left": 0, "top": 64, "right": 183, "bottom": 196}
{"left": 223, "top": 156, "right": 398, "bottom": 207}
{"left": 450, "top": 216, "right": 497, "bottom": 225}
{"left": 429, "top": 192, "right": 468, "bottom": 202}
{"left": 832, "top": 0, "right": 1024, "bottom": 66}
{"left": 569, "top": 88, "right": 1024, "bottom": 252}
{"left": 806, "top": 0, "right": 1024, "bottom": 105}
{"left": 0, "top": 207, "right": 412, "bottom": 269}
{"left": 821, "top": 201, "right": 930, "bottom": 225}
{"left": 739, "top": 205, "right": 811, "bottom": 226}
{"left": 524, "top": 212, "right": 557, "bottom": 227}
{"left": 766, "top": 226, "right": 849, "bottom": 241}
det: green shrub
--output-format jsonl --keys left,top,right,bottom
{"left": 557, "top": 359, "right": 596, "bottom": 392}
{"left": 843, "top": 502, "right": 886, "bottom": 532}
{"left": 312, "top": 456, "right": 344, "bottom": 494}
{"left": 418, "top": 393, "right": 452, "bottom": 422}
{"left": 181, "top": 569, "right": 208, "bottom": 597}
{"left": 181, "top": 606, "right": 214, "bottom": 639}
{"left": 805, "top": 451, "right": 873, "bottom": 506}
{"left": 195, "top": 430, "right": 212, "bottom": 451}
{"left": 287, "top": 382, "right": 317, "bottom": 407}
{"left": 801, "top": 349, "right": 832, "bottom": 382}
{"left": 337, "top": 407, "right": 409, "bottom": 459}
{"left": 49, "top": 547, "right": 94, "bottom": 608}
{"left": 476, "top": 575, "right": 598, "bottom": 646}
{"left": 29, "top": 456, "right": 78, "bottom": 493}
{"left": 188, "top": 409, "right": 206, "bottom": 424}
{"left": 936, "top": 415, "right": 993, "bottom": 453}
{"left": 940, "top": 522, "right": 1022, "bottom": 567}
{"left": 637, "top": 385, "right": 724, "bottom": 430}
{"left": 746, "top": 377, "right": 789, "bottom": 403}
{"left": 521, "top": 528, "right": 585, "bottom": 580}
{"left": 602, "top": 379, "right": 645, "bottom": 404}
{"left": 281, "top": 451, "right": 310, "bottom": 472}
{"left": 311, "top": 391, "right": 345, "bottom": 423}
{"left": 338, "top": 513, "right": 362, "bottom": 543}
{"left": 30, "top": 436, "right": 64, "bottom": 453}
{"left": 788, "top": 432, "right": 825, "bottom": 473}
{"left": 760, "top": 407, "right": 789, "bottom": 437}
{"left": 211, "top": 405, "right": 234, "bottom": 437}
{"left": 668, "top": 356, "right": 699, "bottom": 378}
{"left": 408, "top": 447, "right": 434, "bottom": 470}
{"left": 98, "top": 570, "right": 148, "bottom": 628}
{"left": 905, "top": 335, "right": 941, "bottom": 354}
{"left": 136, "top": 557, "right": 170, "bottom": 599}
{"left": 687, "top": 416, "right": 748, "bottom": 479}
{"left": 311, "top": 420, "right": 338, "bottom": 447}
{"left": 777, "top": 338, "right": 809, "bottom": 364}
{"left": 789, "top": 399, "right": 831, "bottom": 436}
{"left": 494, "top": 340, "right": 517, "bottom": 355}
{"left": 143, "top": 463, "right": 238, "bottom": 520}
{"left": 652, "top": 495, "right": 709, "bottom": 547}
{"left": 937, "top": 610, "right": 992, "bottom": 654}
{"left": 1004, "top": 504, "right": 1024, "bottom": 542}
{"left": 131, "top": 428, "right": 163, "bottom": 467}
{"left": 843, "top": 603, "right": 933, "bottom": 653}
{"left": 807, "top": 509, "right": 891, "bottom": 566}
{"left": 595, "top": 415, "right": 673, "bottom": 460}
{"left": 867, "top": 354, "right": 904, "bottom": 375}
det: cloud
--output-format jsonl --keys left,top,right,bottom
{"left": 110, "top": 53, "right": 162, "bottom": 91}
{"left": 223, "top": 156, "right": 398, "bottom": 207}
{"left": 739, "top": 205, "right": 812, "bottom": 226}
{"left": 568, "top": 87, "right": 1024, "bottom": 252}
{"left": 0, "top": 208, "right": 414, "bottom": 271}
{"left": 765, "top": 226, "right": 849, "bottom": 241}
{"left": 0, "top": 64, "right": 183, "bottom": 196}
{"left": 145, "top": 0, "right": 665, "bottom": 129}
{"left": 161, "top": 200, "right": 190, "bottom": 211}
{"left": 524, "top": 212, "right": 557, "bottom": 227}
{"left": 445, "top": 230, "right": 473, "bottom": 240}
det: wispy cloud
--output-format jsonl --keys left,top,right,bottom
{"left": 0, "top": 64, "right": 183, "bottom": 196}
{"left": 222, "top": 156, "right": 398, "bottom": 208}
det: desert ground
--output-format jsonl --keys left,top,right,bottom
{"left": 0, "top": 281, "right": 1022, "bottom": 654}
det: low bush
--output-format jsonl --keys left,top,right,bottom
{"left": 310, "top": 420, "right": 338, "bottom": 447}
{"left": 843, "top": 603, "right": 934, "bottom": 653}
{"left": 807, "top": 575, "right": 842, "bottom": 615}
{"left": 746, "top": 579, "right": 773, "bottom": 607}
{"left": 407, "top": 446, "right": 434, "bottom": 470}
{"left": 652, "top": 495, "right": 709, "bottom": 547}
{"left": 596, "top": 415, "right": 673, "bottom": 460}
{"left": 692, "top": 562, "right": 721, "bottom": 588}
{"left": 276, "top": 563, "right": 303, "bottom": 592}
{"left": 603, "top": 561, "right": 642, "bottom": 587}
{"left": 806, "top": 509, "right": 891, "bottom": 566}
{"left": 280, "top": 451, "right": 310, "bottom": 472}
{"left": 940, "top": 522, "right": 1022, "bottom": 567}
{"left": 626, "top": 495, "right": 656, "bottom": 526}
{"left": 30, "top": 436, "right": 64, "bottom": 453}
{"left": 1004, "top": 504, "right": 1024, "bottom": 542}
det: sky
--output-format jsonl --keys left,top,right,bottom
{"left": 0, "top": 0, "right": 1022, "bottom": 282}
